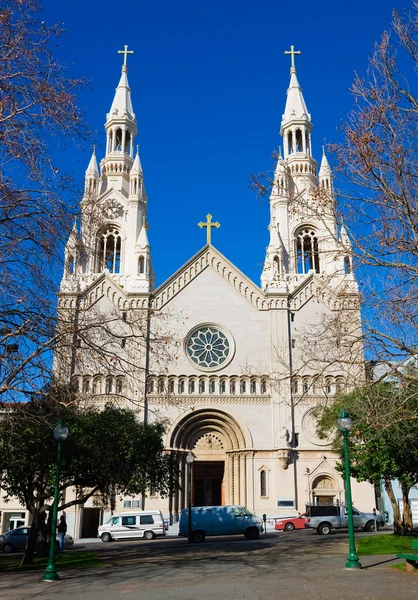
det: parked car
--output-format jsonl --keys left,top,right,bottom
{"left": 305, "top": 505, "right": 385, "bottom": 535}
{"left": 274, "top": 513, "right": 307, "bottom": 531}
{"left": 98, "top": 510, "right": 166, "bottom": 542}
{"left": 179, "top": 505, "right": 263, "bottom": 543}
{"left": 0, "top": 526, "right": 74, "bottom": 553}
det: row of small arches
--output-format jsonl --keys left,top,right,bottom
{"left": 102, "top": 162, "right": 130, "bottom": 174}
{"left": 147, "top": 375, "right": 269, "bottom": 396}
{"left": 290, "top": 162, "right": 316, "bottom": 175}
{"left": 292, "top": 375, "right": 347, "bottom": 395}
{"left": 72, "top": 375, "right": 125, "bottom": 395}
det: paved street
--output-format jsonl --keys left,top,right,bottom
{"left": 1, "top": 530, "right": 418, "bottom": 599}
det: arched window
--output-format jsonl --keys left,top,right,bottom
{"left": 82, "top": 377, "right": 90, "bottom": 394}
{"left": 168, "top": 380, "right": 175, "bottom": 394}
{"left": 147, "top": 379, "right": 154, "bottom": 394}
{"left": 97, "top": 227, "right": 122, "bottom": 273}
{"left": 158, "top": 378, "right": 165, "bottom": 394}
{"left": 250, "top": 379, "right": 256, "bottom": 394}
{"left": 230, "top": 380, "right": 236, "bottom": 395}
{"left": 178, "top": 379, "right": 185, "bottom": 394}
{"left": 124, "top": 131, "right": 130, "bottom": 154}
{"left": 336, "top": 377, "right": 345, "bottom": 393}
{"left": 288, "top": 131, "right": 293, "bottom": 154}
{"left": 67, "top": 255, "right": 75, "bottom": 275}
{"left": 324, "top": 377, "right": 332, "bottom": 394}
{"left": 240, "top": 380, "right": 246, "bottom": 394}
{"left": 116, "top": 377, "right": 124, "bottom": 394}
{"left": 261, "top": 380, "right": 267, "bottom": 394}
{"left": 295, "top": 129, "right": 303, "bottom": 152}
{"left": 138, "top": 256, "right": 145, "bottom": 274}
{"left": 188, "top": 380, "right": 195, "bottom": 394}
{"left": 105, "top": 377, "right": 114, "bottom": 394}
{"left": 115, "top": 128, "right": 122, "bottom": 151}
{"left": 344, "top": 256, "right": 352, "bottom": 274}
{"left": 302, "top": 378, "right": 309, "bottom": 393}
{"left": 220, "top": 380, "right": 226, "bottom": 394}
{"left": 292, "top": 379, "right": 298, "bottom": 394}
{"left": 260, "top": 470, "right": 267, "bottom": 497}
{"left": 209, "top": 379, "right": 216, "bottom": 394}
{"left": 296, "top": 227, "right": 320, "bottom": 274}
{"left": 199, "top": 380, "right": 205, "bottom": 394}
{"left": 92, "top": 376, "right": 102, "bottom": 394}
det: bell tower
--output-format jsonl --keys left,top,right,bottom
{"left": 261, "top": 46, "right": 357, "bottom": 293}
{"left": 60, "top": 46, "right": 154, "bottom": 294}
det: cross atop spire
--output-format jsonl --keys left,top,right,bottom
{"left": 118, "top": 45, "right": 134, "bottom": 70}
{"left": 284, "top": 45, "right": 301, "bottom": 72}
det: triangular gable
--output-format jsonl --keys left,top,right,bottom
{"left": 152, "top": 244, "right": 268, "bottom": 311}
{"left": 97, "top": 185, "right": 128, "bottom": 205}
{"left": 58, "top": 272, "right": 150, "bottom": 312}
{"left": 290, "top": 273, "right": 357, "bottom": 312}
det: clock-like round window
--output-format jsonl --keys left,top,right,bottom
{"left": 185, "top": 325, "right": 233, "bottom": 371}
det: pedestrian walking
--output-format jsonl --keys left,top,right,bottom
{"left": 57, "top": 515, "right": 67, "bottom": 552}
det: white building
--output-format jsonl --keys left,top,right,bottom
{"left": 0, "top": 46, "right": 375, "bottom": 537}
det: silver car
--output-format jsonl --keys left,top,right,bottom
{"left": 0, "top": 526, "right": 74, "bottom": 553}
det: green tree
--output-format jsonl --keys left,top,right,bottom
{"left": 316, "top": 382, "right": 418, "bottom": 535}
{"left": 0, "top": 391, "right": 172, "bottom": 565}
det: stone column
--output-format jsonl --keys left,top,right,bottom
{"left": 180, "top": 454, "right": 186, "bottom": 512}
{"left": 228, "top": 453, "right": 235, "bottom": 505}
{"left": 240, "top": 453, "right": 246, "bottom": 507}
{"left": 173, "top": 452, "right": 179, "bottom": 522}
{"left": 235, "top": 453, "right": 241, "bottom": 505}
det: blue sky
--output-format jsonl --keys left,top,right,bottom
{"left": 42, "top": 0, "right": 405, "bottom": 286}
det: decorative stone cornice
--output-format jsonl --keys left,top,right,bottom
{"left": 148, "top": 394, "right": 272, "bottom": 405}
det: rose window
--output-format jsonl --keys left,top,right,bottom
{"left": 186, "top": 326, "right": 231, "bottom": 370}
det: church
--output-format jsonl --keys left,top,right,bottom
{"left": 47, "top": 45, "right": 376, "bottom": 538}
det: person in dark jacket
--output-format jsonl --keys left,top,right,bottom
{"left": 57, "top": 515, "right": 67, "bottom": 552}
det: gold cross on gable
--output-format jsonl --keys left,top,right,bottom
{"left": 118, "top": 44, "right": 134, "bottom": 67}
{"left": 284, "top": 45, "right": 301, "bottom": 69}
{"left": 198, "top": 213, "right": 220, "bottom": 245}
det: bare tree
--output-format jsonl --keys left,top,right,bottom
{"left": 331, "top": 3, "right": 418, "bottom": 380}
{"left": 0, "top": 0, "right": 89, "bottom": 398}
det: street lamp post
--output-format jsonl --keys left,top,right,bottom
{"left": 338, "top": 409, "right": 361, "bottom": 570}
{"left": 43, "top": 421, "right": 69, "bottom": 582}
{"left": 186, "top": 452, "right": 195, "bottom": 544}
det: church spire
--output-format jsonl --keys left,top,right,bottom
{"left": 319, "top": 146, "right": 333, "bottom": 192}
{"left": 281, "top": 46, "right": 314, "bottom": 163}
{"left": 104, "top": 45, "right": 137, "bottom": 159}
{"left": 84, "top": 146, "right": 99, "bottom": 196}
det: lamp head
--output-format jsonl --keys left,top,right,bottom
{"left": 337, "top": 409, "right": 353, "bottom": 432}
{"left": 54, "top": 425, "right": 69, "bottom": 442}
{"left": 185, "top": 452, "right": 195, "bottom": 464}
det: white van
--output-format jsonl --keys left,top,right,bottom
{"left": 98, "top": 511, "right": 166, "bottom": 542}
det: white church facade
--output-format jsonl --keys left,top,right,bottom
{"left": 0, "top": 46, "right": 376, "bottom": 537}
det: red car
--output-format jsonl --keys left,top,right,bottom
{"left": 274, "top": 514, "right": 307, "bottom": 532}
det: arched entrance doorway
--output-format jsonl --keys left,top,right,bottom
{"left": 168, "top": 409, "right": 249, "bottom": 520}
{"left": 311, "top": 474, "right": 340, "bottom": 506}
